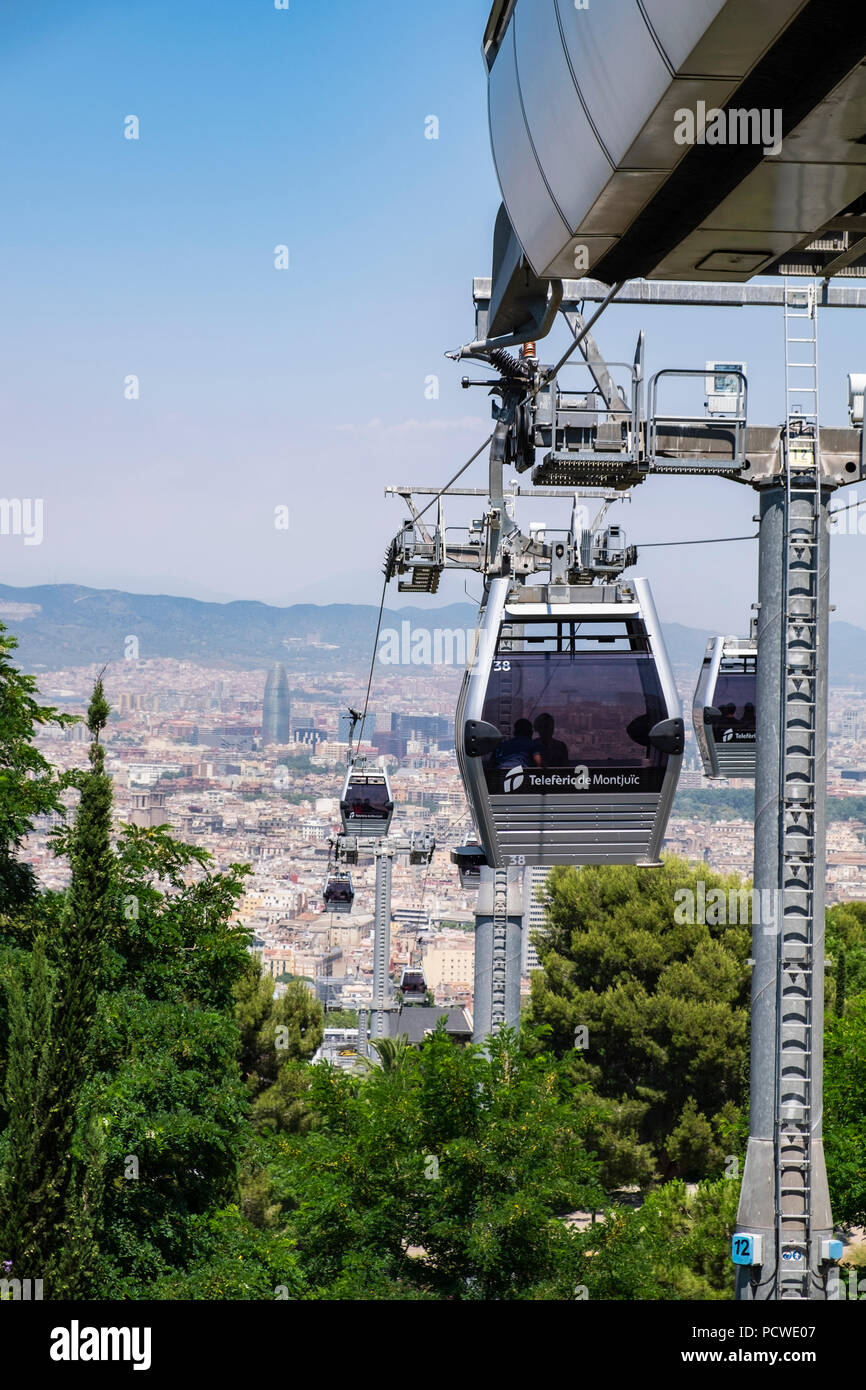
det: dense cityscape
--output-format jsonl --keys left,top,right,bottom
{"left": 18, "top": 638, "right": 866, "bottom": 1050}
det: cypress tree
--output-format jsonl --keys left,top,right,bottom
{"left": 0, "top": 939, "right": 53, "bottom": 1270}
{"left": 836, "top": 949, "right": 847, "bottom": 1019}
{"left": 0, "top": 681, "right": 113, "bottom": 1293}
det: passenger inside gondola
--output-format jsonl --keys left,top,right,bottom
{"left": 347, "top": 784, "right": 391, "bottom": 819}
{"left": 531, "top": 713, "right": 569, "bottom": 768}
{"left": 624, "top": 693, "right": 667, "bottom": 755}
{"left": 706, "top": 670, "right": 757, "bottom": 743}
{"left": 480, "top": 642, "right": 673, "bottom": 790}
{"left": 491, "top": 718, "right": 534, "bottom": 769}
{"left": 326, "top": 879, "right": 353, "bottom": 902}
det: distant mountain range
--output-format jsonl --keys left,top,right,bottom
{"left": 0, "top": 583, "right": 865, "bottom": 683}
{"left": 0, "top": 584, "right": 479, "bottom": 672}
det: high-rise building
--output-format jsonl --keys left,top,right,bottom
{"left": 371, "top": 731, "right": 407, "bottom": 759}
{"left": 841, "top": 708, "right": 861, "bottom": 740}
{"left": 262, "top": 663, "right": 291, "bottom": 745}
{"left": 391, "top": 712, "right": 452, "bottom": 741}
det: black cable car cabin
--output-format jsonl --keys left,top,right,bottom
{"left": 323, "top": 872, "right": 354, "bottom": 914}
{"left": 450, "top": 833, "right": 487, "bottom": 889}
{"left": 692, "top": 636, "right": 757, "bottom": 780}
{"left": 339, "top": 765, "right": 394, "bottom": 838}
{"left": 456, "top": 577, "right": 683, "bottom": 868}
{"left": 399, "top": 967, "right": 427, "bottom": 1004}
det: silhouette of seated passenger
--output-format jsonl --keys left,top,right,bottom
{"left": 625, "top": 700, "right": 666, "bottom": 756}
{"left": 350, "top": 795, "right": 387, "bottom": 818}
{"left": 531, "top": 713, "right": 570, "bottom": 768}
{"left": 716, "top": 702, "right": 738, "bottom": 735}
{"left": 740, "top": 702, "right": 756, "bottom": 733}
{"left": 491, "top": 717, "right": 535, "bottom": 770}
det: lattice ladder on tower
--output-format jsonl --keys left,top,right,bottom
{"left": 776, "top": 281, "right": 821, "bottom": 1298}
{"left": 371, "top": 844, "right": 394, "bottom": 1040}
{"left": 490, "top": 868, "right": 508, "bottom": 1030}
{"left": 488, "top": 614, "right": 515, "bottom": 1032}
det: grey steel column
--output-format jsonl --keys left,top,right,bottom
{"left": 736, "top": 484, "right": 834, "bottom": 1299}
{"left": 491, "top": 867, "right": 508, "bottom": 1031}
{"left": 807, "top": 488, "right": 833, "bottom": 1296}
{"left": 472, "top": 919, "right": 493, "bottom": 1043}
{"left": 473, "top": 866, "right": 523, "bottom": 1042}
{"left": 370, "top": 844, "right": 392, "bottom": 1040}
{"left": 504, "top": 869, "right": 524, "bottom": 1031}
{"left": 472, "top": 867, "right": 494, "bottom": 1043}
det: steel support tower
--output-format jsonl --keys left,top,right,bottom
{"left": 735, "top": 286, "right": 835, "bottom": 1298}
{"left": 387, "top": 277, "right": 864, "bottom": 1294}
{"left": 338, "top": 828, "right": 435, "bottom": 1049}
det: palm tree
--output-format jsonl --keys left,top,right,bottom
{"left": 368, "top": 1035, "right": 413, "bottom": 1076}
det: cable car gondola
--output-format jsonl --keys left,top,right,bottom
{"left": 399, "top": 966, "right": 427, "bottom": 1004}
{"left": 339, "top": 763, "right": 394, "bottom": 838}
{"left": 450, "top": 833, "right": 487, "bottom": 889}
{"left": 323, "top": 872, "right": 354, "bottom": 914}
{"left": 692, "top": 635, "right": 757, "bottom": 780}
{"left": 456, "top": 577, "right": 684, "bottom": 868}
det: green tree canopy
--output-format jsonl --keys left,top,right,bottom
{"left": 824, "top": 995, "right": 866, "bottom": 1227}
{"left": 234, "top": 966, "right": 324, "bottom": 1137}
{"left": 263, "top": 1026, "right": 605, "bottom": 1300}
{"left": 826, "top": 902, "right": 866, "bottom": 1008}
{"left": 524, "top": 859, "right": 751, "bottom": 1182}
{"left": 0, "top": 623, "right": 76, "bottom": 910}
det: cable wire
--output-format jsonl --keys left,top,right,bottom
{"left": 365, "top": 281, "right": 624, "bottom": 753}
{"left": 639, "top": 532, "right": 758, "bottom": 547}
{"left": 410, "top": 432, "right": 495, "bottom": 526}
{"left": 526, "top": 279, "right": 625, "bottom": 403}
{"left": 360, "top": 431, "right": 497, "bottom": 758}
{"left": 828, "top": 493, "right": 866, "bottom": 518}
{"left": 638, "top": 491, "right": 866, "bottom": 546}
{"left": 352, "top": 571, "right": 389, "bottom": 760}
{"left": 416, "top": 856, "right": 432, "bottom": 914}
{"left": 544, "top": 280, "right": 625, "bottom": 383}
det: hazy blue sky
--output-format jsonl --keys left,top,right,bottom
{"left": 2, "top": 0, "right": 866, "bottom": 634}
